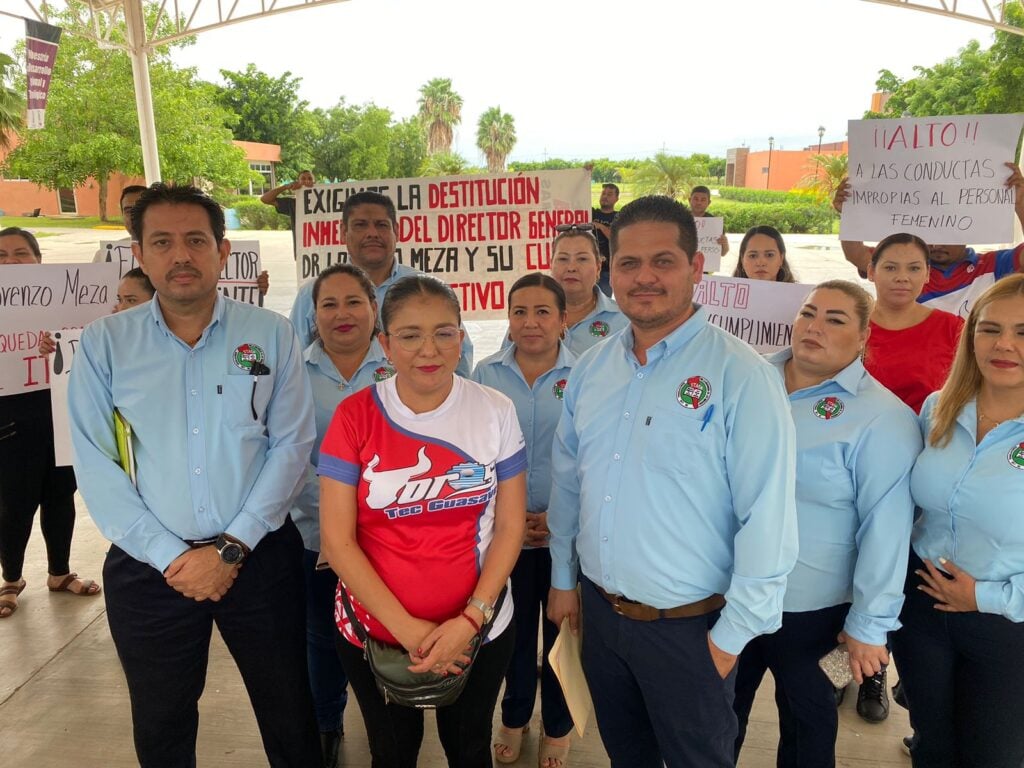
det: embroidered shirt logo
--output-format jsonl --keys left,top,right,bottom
{"left": 813, "top": 396, "right": 845, "bottom": 420}
{"left": 1008, "top": 443, "right": 1024, "bottom": 471}
{"left": 552, "top": 378, "right": 567, "bottom": 400}
{"left": 589, "top": 320, "right": 610, "bottom": 337}
{"left": 373, "top": 365, "right": 395, "bottom": 382}
{"left": 232, "top": 343, "right": 265, "bottom": 371}
{"left": 676, "top": 376, "right": 712, "bottom": 410}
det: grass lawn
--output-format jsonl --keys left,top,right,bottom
{"left": 0, "top": 215, "right": 121, "bottom": 229}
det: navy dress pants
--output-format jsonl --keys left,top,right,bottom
{"left": 103, "top": 518, "right": 321, "bottom": 768}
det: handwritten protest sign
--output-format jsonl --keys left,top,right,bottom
{"left": 294, "top": 170, "right": 592, "bottom": 319}
{"left": 695, "top": 275, "right": 813, "bottom": 354}
{"left": 48, "top": 327, "right": 81, "bottom": 466}
{"left": 96, "top": 239, "right": 263, "bottom": 305}
{"left": 841, "top": 113, "right": 1024, "bottom": 244}
{"left": 695, "top": 217, "right": 724, "bottom": 270}
{"left": 0, "top": 263, "right": 119, "bottom": 395}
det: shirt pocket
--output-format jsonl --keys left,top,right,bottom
{"left": 643, "top": 404, "right": 726, "bottom": 476}
{"left": 221, "top": 371, "right": 274, "bottom": 428}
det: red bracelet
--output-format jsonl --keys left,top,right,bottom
{"left": 460, "top": 610, "right": 481, "bottom": 634}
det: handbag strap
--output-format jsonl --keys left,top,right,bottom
{"left": 338, "top": 583, "right": 509, "bottom": 645}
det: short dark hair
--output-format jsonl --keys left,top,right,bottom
{"left": 734, "top": 226, "right": 796, "bottom": 283}
{"left": 122, "top": 267, "right": 155, "bottom": 296}
{"left": 131, "top": 183, "right": 226, "bottom": 244}
{"left": 119, "top": 185, "right": 148, "bottom": 208}
{"left": 380, "top": 274, "right": 461, "bottom": 333}
{"left": 602, "top": 183, "right": 620, "bottom": 197}
{"left": 0, "top": 227, "right": 42, "bottom": 260}
{"left": 342, "top": 191, "right": 398, "bottom": 229}
{"left": 870, "top": 232, "right": 929, "bottom": 267}
{"left": 690, "top": 185, "right": 711, "bottom": 197}
{"left": 610, "top": 195, "right": 698, "bottom": 262}
{"left": 507, "top": 273, "right": 567, "bottom": 315}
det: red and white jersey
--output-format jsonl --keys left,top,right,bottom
{"left": 319, "top": 375, "right": 526, "bottom": 647}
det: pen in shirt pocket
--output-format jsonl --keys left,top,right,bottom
{"left": 700, "top": 404, "right": 715, "bottom": 432}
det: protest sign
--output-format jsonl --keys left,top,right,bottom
{"left": 0, "top": 262, "right": 119, "bottom": 395}
{"left": 96, "top": 239, "right": 263, "bottom": 305}
{"left": 695, "top": 275, "right": 813, "bottom": 354}
{"left": 49, "top": 328, "right": 81, "bottom": 466}
{"left": 294, "top": 170, "right": 592, "bottom": 319}
{"left": 841, "top": 113, "right": 1024, "bottom": 244}
{"left": 695, "top": 217, "right": 724, "bottom": 270}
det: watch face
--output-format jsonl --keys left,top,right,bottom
{"left": 219, "top": 542, "right": 244, "bottom": 565}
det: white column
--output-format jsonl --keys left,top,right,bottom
{"left": 123, "top": 0, "right": 160, "bottom": 183}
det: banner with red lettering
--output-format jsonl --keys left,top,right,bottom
{"left": 695, "top": 275, "right": 814, "bottom": 354}
{"left": 294, "top": 170, "right": 592, "bottom": 319}
{"left": 841, "top": 113, "right": 1024, "bottom": 244}
{"left": 0, "top": 262, "right": 119, "bottom": 395}
{"left": 24, "top": 18, "right": 61, "bottom": 130}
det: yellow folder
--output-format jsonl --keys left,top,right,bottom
{"left": 548, "top": 616, "right": 593, "bottom": 737}
{"left": 114, "top": 409, "right": 137, "bottom": 487}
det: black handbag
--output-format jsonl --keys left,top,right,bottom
{"left": 339, "top": 586, "right": 506, "bottom": 709}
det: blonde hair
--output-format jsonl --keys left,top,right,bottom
{"left": 809, "top": 279, "right": 874, "bottom": 331}
{"left": 928, "top": 274, "right": 1024, "bottom": 447}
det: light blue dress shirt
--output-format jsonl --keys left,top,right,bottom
{"left": 911, "top": 394, "right": 1024, "bottom": 622}
{"left": 292, "top": 339, "right": 393, "bottom": 550}
{"left": 289, "top": 260, "right": 474, "bottom": 376}
{"left": 767, "top": 350, "right": 920, "bottom": 645}
{"left": 500, "top": 288, "right": 629, "bottom": 357}
{"left": 471, "top": 342, "right": 576, "bottom": 517}
{"left": 68, "top": 295, "right": 315, "bottom": 573}
{"left": 548, "top": 307, "right": 799, "bottom": 655}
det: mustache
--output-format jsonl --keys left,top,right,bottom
{"left": 627, "top": 286, "right": 666, "bottom": 296}
{"left": 167, "top": 266, "right": 202, "bottom": 279}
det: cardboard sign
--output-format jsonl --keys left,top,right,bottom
{"left": 695, "top": 275, "right": 814, "bottom": 354}
{"left": 695, "top": 216, "right": 724, "bottom": 270}
{"left": 0, "top": 263, "right": 119, "bottom": 395}
{"left": 841, "top": 114, "right": 1024, "bottom": 244}
{"left": 48, "top": 327, "right": 81, "bottom": 466}
{"left": 96, "top": 239, "right": 263, "bottom": 305}
{"left": 294, "top": 170, "right": 593, "bottom": 319}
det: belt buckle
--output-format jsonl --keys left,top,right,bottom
{"left": 610, "top": 594, "right": 627, "bottom": 617}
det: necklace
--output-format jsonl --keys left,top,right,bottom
{"left": 978, "top": 410, "right": 1002, "bottom": 427}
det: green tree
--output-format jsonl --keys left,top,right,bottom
{"left": 421, "top": 151, "right": 470, "bottom": 176}
{"left": 216, "top": 64, "right": 314, "bottom": 179}
{"left": 629, "top": 153, "right": 704, "bottom": 199}
{"left": 476, "top": 107, "right": 516, "bottom": 173}
{"left": 308, "top": 100, "right": 426, "bottom": 181}
{"left": 6, "top": 2, "right": 251, "bottom": 220}
{"left": 417, "top": 78, "right": 462, "bottom": 155}
{"left": 0, "top": 52, "right": 23, "bottom": 151}
{"left": 979, "top": 3, "right": 1024, "bottom": 114}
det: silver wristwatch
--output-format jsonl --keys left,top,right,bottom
{"left": 467, "top": 596, "right": 495, "bottom": 624}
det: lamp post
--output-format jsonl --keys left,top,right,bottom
{"left": 766, "top": 136, "right": 775, "bottom": 189}
{"left": 815, "top": 125, "right": 825, "bottom": 174}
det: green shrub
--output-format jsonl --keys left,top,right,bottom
{"left": 717, "top": 186, "right": 819, "bottom": 205}
{"left": 709, "top": 199, "right": 834, "bottom": 235}
{"left": 231, "top": 198, "right": 290, "bottom": 230}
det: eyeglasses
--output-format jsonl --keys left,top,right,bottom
{"left": 554, "top": 223, "right": 596, "bottom": 233}
{"left": 387, "top": 327, "right": 461, "bottom": 352}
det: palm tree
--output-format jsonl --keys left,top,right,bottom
{"left": 0, "top": 52, "right": 24, "bottom": 151}
{"left": 417, "top": 78, "right": 463, "bottom": 155}
{"left": 800, "top": 153, "right": 849, "bottom": 203}
{"left": 420, "top": 151, "right": 470, "bottom": 177}
{"left": 629, "top": 153, "right": 703, "bottom": 199}
{"left": 476, "top": 107, "right": 516, "bottom": 174}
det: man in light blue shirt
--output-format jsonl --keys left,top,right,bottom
{"left": 68, "top": 184, "right": 320, "bottom": 767}
{"left": 547, "top": 195, "right": 798, "bottom": 768}
{"left": 289, "top": 190, "right": 474, "bottom": 376}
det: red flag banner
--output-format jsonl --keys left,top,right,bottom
{"left": 24, "top": 18, "right": 61, "bottom": 130}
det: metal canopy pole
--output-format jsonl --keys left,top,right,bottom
{"left": 122, "top": 0, "right": 160, "bottom": 183}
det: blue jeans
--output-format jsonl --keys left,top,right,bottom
{"left": 733, "top": 604, "right": 848, "bottom": 768}
{"left": 580, "top": 576, "right": 737, "bottom": 768}
{"left": 500, "top": 547, "right": 573, "bottom": 737}
{"left": 303, "top": 549, "right": 348, "bottom": 733}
